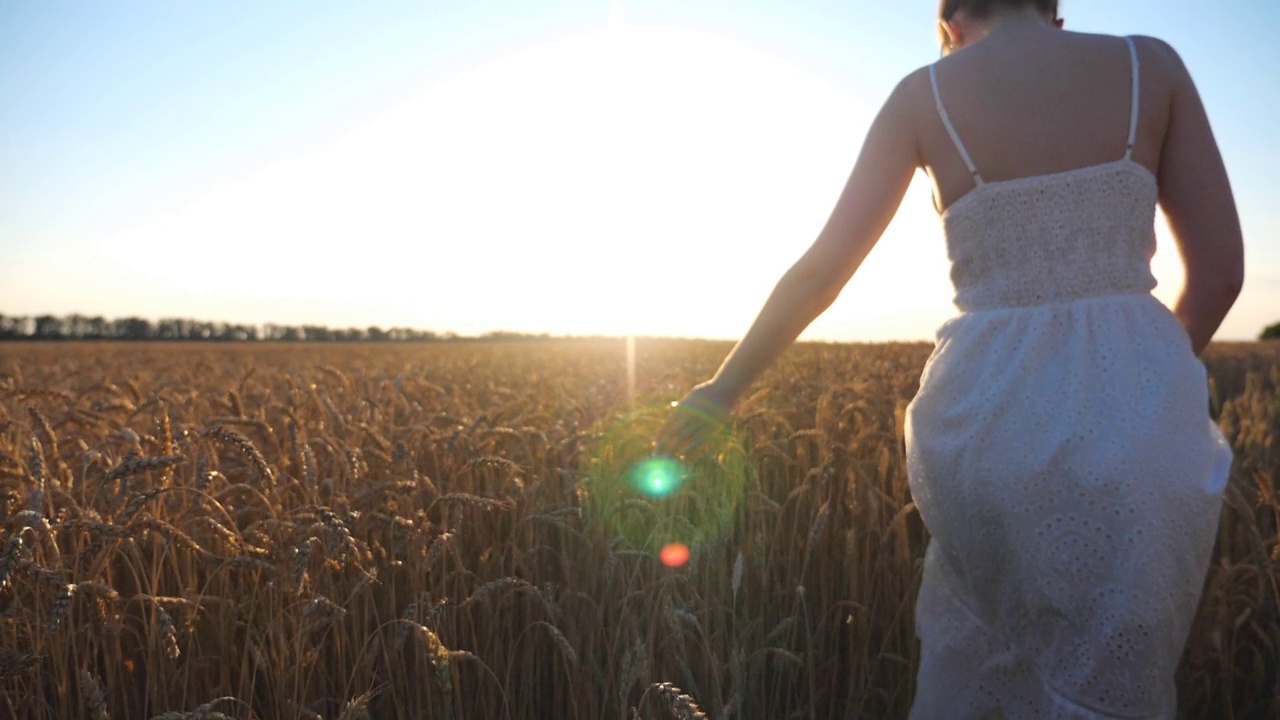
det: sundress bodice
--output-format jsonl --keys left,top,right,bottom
{"left": 941, "top": 160, "right": 1159, "bottom": 311}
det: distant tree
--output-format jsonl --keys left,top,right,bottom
{"left": 301, "top": 325, "right": 332, "bottom": 342}
{"left": 1262, "top": 322, "right": 1280, "bottom": 340}
{"left": 217, "top": 323, "right": 257, "bottom": 341}
{"left": 63, "top": 313, "right": 91, "bottom": 339}
{"left": 157, "top": 318, "right": 181, "bottom": 340}
{"left": 0, "top": 314, "right": 17, "bottom": 339}
{"left": 34, "top": 315, "right": 64, "bottom": 339}
{"left": 192, "top": 321, "right": 214, "bottom": 340}
{"left": 263, "top": 323, "right": 303, "bottom": 341}
{"left": 115, "top": 317, "right": 154, "bottom": 340}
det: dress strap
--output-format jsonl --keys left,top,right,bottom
{"left": 929, "top": 64, "right": 985, "bottom": 185}
{"left": 1123, "top": 36, "right": 1140, "bottom": 161}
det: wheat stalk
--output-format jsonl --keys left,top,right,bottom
{"left": 0, "top": 647, "right": 39, "bottom": 678}
{"left": 81, "top": 669, "right": 111, "bottom": 720}
{"left": 47, "top": 582, "right": 77, "bottom": 633}
{"left": 201, "top": 425, "right": 273, "bottom": 484}
{"left": 649, "top": 682, "right": 708, "bottom": 720}
{"left": 0, "top": 527, "right": 31, "bottom": 591}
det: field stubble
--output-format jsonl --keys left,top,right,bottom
{"left": 0, "top": 340, "right": 1275, "bottom": 719}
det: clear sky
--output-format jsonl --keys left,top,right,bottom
{"left": 2, "top": 0, "right": 1276, "bottom": 341}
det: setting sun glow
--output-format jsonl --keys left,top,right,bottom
{"left": 2, "top": 3, "right": 1274, "bottom": 341}
{"left": 86, "top": 19, "right": 958, "bottom": 340}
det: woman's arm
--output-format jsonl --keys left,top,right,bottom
{"left": 655, "top": 73, "right": 923, "bottom": 455}
{"left": 1150, "top": 38, "right": 1244, "bottom": 355}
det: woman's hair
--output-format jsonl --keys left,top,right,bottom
{"left": 937, "top": 0, "right": 1060, "bottom": 50}
{"left": 938, "top": 0, "right": 1058, "bottom": 21}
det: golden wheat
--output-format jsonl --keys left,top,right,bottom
{"left": 0, "top": 340, "right": 1272, "bottom": 719}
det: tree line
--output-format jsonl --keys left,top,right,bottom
{"left": 6, "top": 312, "right": 1276, "bottom": 343}
{"left": 0, "top": 313, "right": 553, "bottom": 343}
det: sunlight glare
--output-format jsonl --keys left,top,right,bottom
{"left": 100, "top": 23, "right": 907, "bottom": 337}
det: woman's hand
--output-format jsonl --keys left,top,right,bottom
{"left": 653, "top": 381, "right": 736, "bottom": 458}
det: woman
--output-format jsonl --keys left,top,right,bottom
{"left": 656, "top": 0, "right": 1243, "bottom": 717}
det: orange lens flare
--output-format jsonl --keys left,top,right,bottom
{"left": 660, "top": 542, "right": 690, "bottom": 568}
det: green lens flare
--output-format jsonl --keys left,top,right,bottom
{"left": 630, "top": 457, "right": 683, "bottom": 498}
{"left": 582, "top": 399, "right": 747, "bottom": 558}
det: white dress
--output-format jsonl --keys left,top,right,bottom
{"left": 904, "top": 38, "right": 1232, "bottom": 719}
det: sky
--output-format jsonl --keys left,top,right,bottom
{"left": 2, "top": 0, "right": 1277, "bottom": 341}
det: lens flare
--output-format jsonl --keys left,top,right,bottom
{"left": 629, "top": 456, "right": 683, "bottom": 498}
{"left": 660, "top": 542, "right": 690, "bottom": 568}
{"left": 582, "top": 400, "right": 747, "bottom": 562}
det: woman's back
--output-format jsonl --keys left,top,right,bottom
{"left": 917, "top": 25, "right": 1170, "bottom": 213}
{"left": 899, "top": 17, "right": 1240, "bottom": 351}
{"left": 923, "top": 31, "right": 1159, "bottom": 311}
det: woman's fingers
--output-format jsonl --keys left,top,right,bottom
{"left": 654, "top": 408, "right": 691, "bottom": 457}
{"left": 653, "top": 413, "right": 688, "bottom": 457}
{"left": 654, "top": 390, "right": 729, "bottom": 457}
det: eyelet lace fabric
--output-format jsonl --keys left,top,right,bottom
{"left": 904, "top": 164, "right": 1232, "bottom": 719}
{"left": 943, "top": 160, "right": 1159, "bottom": 312}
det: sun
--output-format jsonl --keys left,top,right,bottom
{"left": 106, "top": 20, "right": 953, "bottom": 339}
{"left": 371, "top": 22, "right": 886, "bottom": 338}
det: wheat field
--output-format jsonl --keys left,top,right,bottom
{"left": 0, "top": 340, "right": 1275, "bottom": 719}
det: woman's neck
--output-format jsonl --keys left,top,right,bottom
{"left": 968, "top": 7, "right": 1052, "bottom": 43}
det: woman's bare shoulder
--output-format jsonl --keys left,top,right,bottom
{"left": 1127, "top": 34, "right": 1183, "bottom": 59}
{"left": 1128, "top": 35, "right": 1195, "bottom": 86}
{"left": 891, "top": 65, "right": 935, "bottom": 95}
{"left": 864, "top": 66, "right": 936, "bottom": 132}
{"left": 886, "top": 65, "right": 937, "bottom": 115}
{"left": 1059, "top": 30, "right": 1188, "bottom": 72}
